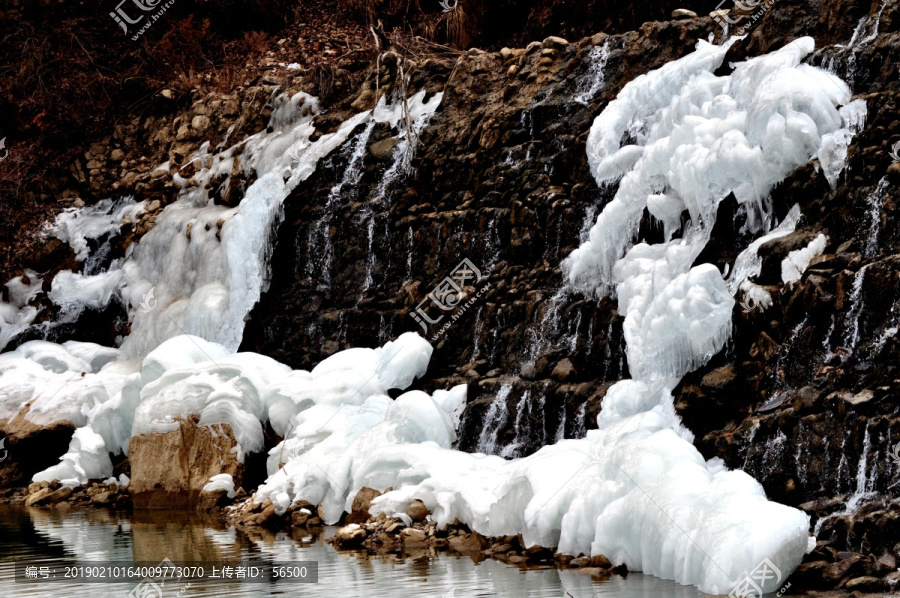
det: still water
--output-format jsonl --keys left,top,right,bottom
{"left": 0, "top": 506, "right": 707, "bottom": 597}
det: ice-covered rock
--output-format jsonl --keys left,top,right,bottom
{"left": 781, "top": 233, "right": 827, "bottom": 284}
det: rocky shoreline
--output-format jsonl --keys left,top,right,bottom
{"left": 4, "top": 481, "right": 897, "bottom": 595}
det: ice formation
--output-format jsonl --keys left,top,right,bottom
{"left": 781, "top": 234, "right": 827, "bottom": 284}
{"left": 551, "top": 36, "right": 859, "bottom": 591}
{"left": 203, "top": 473, "right": 237, "bottom": 498}
{"left": 0, "top": 271, "right": 42, "bottom": 351}
{"left": 0, "top": 89, "right": 444, "bottom": 482}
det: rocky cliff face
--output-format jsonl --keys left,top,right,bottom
{"left": 3, "top": 0, "right": 900, "bottom": 589}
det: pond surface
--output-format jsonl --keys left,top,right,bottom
{"left": 0, "top": 505, "right": 708, "bottom": 597}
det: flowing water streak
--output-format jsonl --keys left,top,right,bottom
{"left": 814, "top": 424, "right": 875, "bottom": 536}
{"left": 305, "top": 121, "right": 377, "bottom": 285}
{"left": 476, "top": 384, "right": 513, "bottom": 455}
{"left": 861, "top": 177, "right": 888, "bottom": 258}
{"left": 844, "top": 265, "right": 869, "bottom": 352}
{"left": 574, "top": 40, "right": 612, "bottom": 105}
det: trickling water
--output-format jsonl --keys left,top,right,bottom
{"left": 476, "top": 384, "right": 512, "bottom": 455}
{"left": 404, "top": 226, "right": 414, "bottom": 283}
{"left": 305, "top": 121, "right": 376, "bottom": 285}
{"left": 471, "top": 306, "right": 485, "bottom": 359}
{"left": 361, "top": 216, "right": 376, "bottom": 295}
{"left": 501, "top": 390, "right": 532, "bottom": 459}
{"left": 741, "top": 420, "right": 762, "bottom": 470}
{"left": 574, "top": 41, "right": 611, "bottom": 105}
{"left": 554, "top": 403, "right": 567, "bottom": 442}
{"left": 815, "top": 424, "right": 875, "bottom": 536}
{"left": 843, "top": 266, "right": 869, "bottom": 353}
{"left": 861, "top": 177, "right": 888, "bottom": 258}
{"left": 824, "top": 0, "right": 888, "bottom": 84}
{"left": 524, "top": 288, "right": 570, "bottom": 366}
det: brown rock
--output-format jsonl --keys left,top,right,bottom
{"left": 0, "top": 406, "right": 76, "bottom": 487}
{"left": 128, "top": 417, "right": 243, "bottom": 509}
{"left": 292, "top": 509, "right": 312, "bottom": 527}
{"left": 347, "top": 487, "right": 382, "bottom": 524}
{"left": 92, "top": 491, "right": 113, "bottom": 505}
{"left": 406, "top": 500, "right": 429, "bottom": 523}
{"left": 449, "top": 532, "right": 487, "bottom": 553}
{"left": 672, "top": 8, "right": 698, "bottom": 19}
{"left": 370, "top": 137, "right": 399, "bottom": 160}
{"left": 402, "top": 527, "right": 427, "bottom": 547}
{"left": 24, "top": 487, "right": 53, "bottom": 506}
{"left": 551, "top": 358, "right": 577, "bottom": 382}
{"left": 333, "top": 524, "right": 367, "bottom": 547}
{"left": 843, "top": 576, "right": 890, "bottom": 592}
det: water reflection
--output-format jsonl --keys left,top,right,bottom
{"left": 0, "top": 506, "right": 706, "bottom": 597}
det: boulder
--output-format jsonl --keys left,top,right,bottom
{"left": 672, "top": 9, "right": 698, "bottom": 19}
{"left": 347, "top": 487, "right": 382, "bottom": 524}
{"left": 0, "top": 406, "right": 76, "bottom": 487}
{"left": 128, "top": 416, "right": 243, "bottom": 509}
{"left": 406, "top": 500, "right": 429, "bottom": 523}
{"left": 332, "top": 524, "right": 367, "bottom": 548}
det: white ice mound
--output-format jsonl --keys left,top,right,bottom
{"left": 33, "top": 427, "right": 114, "bottom": 487}
{"left": 11, "top": 333, "right": 433, "bottom": 486}
{"left": 254, "top": 376, "right": 809, "bottom": 594}
{"left": 203, "top": 473, "right": 236, "bottom": 498}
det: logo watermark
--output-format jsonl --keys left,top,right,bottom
{"left": 127, "top": 559, "right": 191, "bottom": 598}
{"left": 109, "top": 0, "right": 176, "bottom": 40}
{"left": 729, "top": 558, "right": 788, "bottom": 597}
{"left": 139, "top": 287, "right": 158, "bottom": 313}
{"left": 0, "top": 137, "right": 8, "bottom": 162}
{"left": 0, "top": 437, "right": 7, "bottom": 463}
{"left": 438, "top": 0, "right": 458, "bottom": 13}
{"left": 410, "top": 258, "right": 490, "bottom": 341}
{"left": 889, "top": 140, "right": 900, "bottom": 163}
{"left": 890, "top": 440, "right": 900, "bottom": 465}
{"left": 712, "top": 0, "right": 778, "bottom": 37}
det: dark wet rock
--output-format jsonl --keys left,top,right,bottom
{"left": 0, "top": 409, "right": 76, "bottom": 487}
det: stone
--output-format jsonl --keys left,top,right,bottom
{"left": 589, "top": 554, "right": 611, "bottom": 568}
{"left": 110, "top": 149, "right": 125, "bottom": 161}
{"left": 401, "top": 527, "right": 427, "bottom": 546}
{"left": 448, "top": 532, "right": 486, "bottom": 553}
{"left": 347, "top": 487, "right": 381, "bottom": 524}
{"left": 128, "top": 417, "right": 243, "bottom": 509}
{"left": 542, "top": 36, "right": 568, "bottom": 50}
{"left": 191, "top": 115, "right": 211, "bottom": 132}
{"left": 406, "top": 500, "right": 429, "bottom": 523}
{"left": 369, "top": 137, "right": 399, "bottom": 160}
{"left": 0, "top": 407, "right": 76, "bottom": 488}
{"left": 569, "top": 556, "right": 590, "bottom": 567}
{"left": 672, "top": 8, "right": 698, "bottom": 19}
{"left": 551, "top": 358, "right": 577, "bottom": 382}
{"left": 844, "top": 576, "right": 890, "bottom": 592}
{"left": 92, "top": 491, "right": 113, "bottom": 505}
{"left": 333, "top": 524, "right": 367, "bottom": 547}
{"left": 292, "top": 509, "right": 311, "bottom": 527}
{"left": 25, "top": 488, "right": 53, "bottom": 506}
